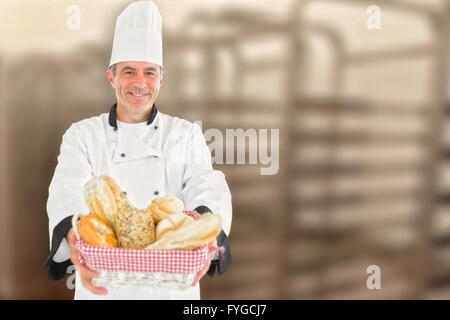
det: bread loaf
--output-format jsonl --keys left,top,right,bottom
{"left": 83, "top": 175, "right": 156, "bottom": 249}
{"left": 146, "top": 213, "right": 222, "bottom": 250}
{"left": 78, "top": 213, "right": 117, "bottom": 247}
{"left": 83, "top": 175, "right": 126, "bottom": 226}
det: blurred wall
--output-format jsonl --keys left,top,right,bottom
{"left": 0, "top": 0, "right": 449, "bottom": 299}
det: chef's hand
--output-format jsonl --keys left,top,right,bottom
{"left": 192, "top": 238, "right": 217, "bottom": 287}
{"left": 66, "top": 228, "right": 107, "bottom": 295}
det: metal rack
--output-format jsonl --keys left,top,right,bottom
{"left": 426, "top": 9, "right": 450, "bottom": 297}
{"left": 283, "top": 0, "right": 450, "bottom": 299}
{"left": 159, "top": 0, "right": 450, "bottom": 299}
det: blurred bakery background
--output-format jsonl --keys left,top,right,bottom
{"left": 0, "top": 0, "right": 449, "bottom": 299}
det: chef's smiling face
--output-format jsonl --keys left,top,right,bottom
{"left": 107, "top": 61, "right": 163, "bottom": 123}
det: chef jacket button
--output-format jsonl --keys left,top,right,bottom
{"left": 154, "top": 191, "right": 159, "bottom": 196}
{"left": 121, "top": 153, "right": 126, "bottom": 158}
{"left": 154, "top": 125, "right": 158, "bottom": 130}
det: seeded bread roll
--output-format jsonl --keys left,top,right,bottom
{"left": 114, "top": 206, "right": 156, "bottom": 249}
{"left": 149, "top": 195, "right": 184, "bottom": 224}
{"left": 78, "top": 213, "right": 117, "bottom": 247}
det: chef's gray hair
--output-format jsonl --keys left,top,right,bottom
{"left": 109, "top": 64, "right": 117, "bottom": 77}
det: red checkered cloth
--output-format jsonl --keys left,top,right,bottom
{"left": 74, "top": 211, "right": 220, "bottom": 274}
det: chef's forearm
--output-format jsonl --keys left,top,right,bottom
{"left": 43, "top": 215, "right": 74, "bottom": 280}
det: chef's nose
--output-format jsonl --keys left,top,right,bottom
{"left": 133, "top": 71, "right": 148, "bottom": 88}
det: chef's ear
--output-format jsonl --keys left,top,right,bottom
{"left": 106, "top": 69, "right": 116, "bottom": 89}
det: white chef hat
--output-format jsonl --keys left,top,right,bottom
{"left": 109, "top": 1, "right": 163, "bottom": 68}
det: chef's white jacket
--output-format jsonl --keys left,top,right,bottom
{"left": 43, "top": 104, "right": 232, "bottom": 300}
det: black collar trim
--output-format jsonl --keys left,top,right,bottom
{"left": 108, "top": 103, "right": 158, "bottom": 131}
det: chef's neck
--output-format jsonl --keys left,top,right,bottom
{"left": 116, "top": 103, "right": 153, "bottom": 124}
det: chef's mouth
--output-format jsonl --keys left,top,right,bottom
{"left": 127, "top": 92, "right": 150, "bottom": 97}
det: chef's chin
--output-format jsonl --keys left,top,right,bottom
{"left": 126, "top": 98, "right": 153, "bottom": 111}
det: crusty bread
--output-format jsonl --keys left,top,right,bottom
{"left": 83, "top": 176, "right": 126, "bottom": 226}
{"left": 83, "top": 175, "right": 157, "bottom": 249}
{"left": 78, "top": 213, "right": 117, "bottom": 247}
{"left": 156, "top": 212, "right": 195, "bottom": 240}
{"left": 149, "top": 195, "right": 184, "bottom": 224}
{"left": 146, "top": 213, "right": 222, "bottom": 250}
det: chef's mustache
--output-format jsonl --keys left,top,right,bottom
{"left": 126, "top": 87, "right": 152, "bottom": 94}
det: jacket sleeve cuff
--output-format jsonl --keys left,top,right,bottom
{"left": 42, "top": 215, "right": 74, "bottom": 281}
{"left": 194, "top": 206, "right": 232, "bottom": 277}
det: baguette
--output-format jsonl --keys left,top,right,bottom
{"left": 146, "top": 213, "right": 222, "bottom": 250}
{"left": 156, "top": 212, "right": 195, "bottom": 240}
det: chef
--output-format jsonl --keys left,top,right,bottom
{"left": 43, "top": 1, "right": 232, "bottom": 300}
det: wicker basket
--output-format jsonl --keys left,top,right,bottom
{"left": 72, "top": 211, "right": 219, "bottom": 289}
